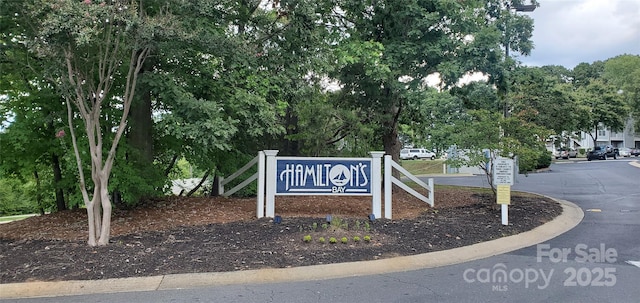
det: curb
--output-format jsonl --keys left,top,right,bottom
{"left": 0, "top": 199, "right": 584, "bottom": 299}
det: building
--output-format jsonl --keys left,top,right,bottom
{"left": 574, "top": 118, "right": 639, "bottom": 151}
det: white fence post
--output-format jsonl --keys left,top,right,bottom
{"left": 218, "top": 176, "right": 224, "bottom": 196}
{"left": 384, "top": 155, "right": 392, "bottom": 219}
{"left": 264, "top": 150, "right": 279, "bottom": 218}
{"left": 370, "top": 152, "right": 385, "bottom": 219}
{"left": 428, "top": 178, "right": 434, "bottom": 206}
{"left": 256, "top": 151, "right": 266, "bottom": 218}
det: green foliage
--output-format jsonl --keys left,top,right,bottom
{"left": 333, "top": 0, "right": 529, "bottom": 158}
{"left": 303, "top": 235, "right": 312, "bottom": 243}
{"left": 536, "top": 148, "right": 552, "bottom": 170}
{"left": 603, "top": 55, "right": 640, "bottom": 132}
{"left": 353, "top": 236, "right": 361, "bottom": 242}
{"left": 364, "top": 235, "right": 371, "bottom": 242}
{"left": 448, "top": 109, "right": 549, "bottom": 193}
{"left": 341, "top": 237, "right": 348, "bottom": 244}
{"left": 329, "top": 237, "right": 337, "bottom": 244}
{"left": 318, "top": 237, "right": 326, "bottom": 244}
{"left": 574, "top": 79, "right": 629, "bottom": 145}
{"left": 0, "top": 178, "right": 39, "bottom": 216}
{"left": 510, "top": 66, "right": 579, "bottom": 136}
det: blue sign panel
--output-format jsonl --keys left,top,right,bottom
{"left": 276, "top": 157, "right": 372, "bottom": 195}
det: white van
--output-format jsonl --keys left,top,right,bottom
{"left": 400, "top": 148, "right": 436, "bottom": 160}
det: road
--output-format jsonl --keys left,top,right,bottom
{"left": 3, "top": 159, "right": 640, "bottom": 302}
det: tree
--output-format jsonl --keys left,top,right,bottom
{"left": 603, "top": 55, "right": 640, "bottom": 132}
{"left": 509, "top": 66, "right": 578, "bottom": 137}
{"left": 0, "top": 3, "right": 74, "bottom": 213}
{"left": 574, "top": 79, "right": 629, "bottom": 147}
{"left": 333, "top": 0, "right": 536, "bottom": 161}
{"left": 448, "top": 110, "right": 549, "bottom": 198}
{"left": 11, "top": 0, "right": 175, "bottom": 246}
{"left": 400, "top": 87, "right": 466, "bottom": 154}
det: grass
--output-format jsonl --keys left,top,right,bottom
{"left": 0, "top": 214, "right": 38, "bottom": 223}
{"left": 400, "top": 159, "right": 445, "bottom": 175}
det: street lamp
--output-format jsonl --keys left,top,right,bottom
{"left": 505, "top": 3, "right": 537, "bottom": 60}
{"left": 503, "top": 3, "right": 536, "bottom": 117}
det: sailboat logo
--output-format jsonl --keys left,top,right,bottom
{"left": 329, "top": 165, "right": 350, "bottom": 187}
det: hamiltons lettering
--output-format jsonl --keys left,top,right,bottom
{"left": 278, "top": 163, "right": 369, "bottom": 191}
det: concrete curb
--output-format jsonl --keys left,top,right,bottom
{"left": 0, "top": 199, "right": 583, "bottom": 299}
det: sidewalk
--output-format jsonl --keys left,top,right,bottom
{"left": 0, "top": 199, "right": 584, "bottom": 299}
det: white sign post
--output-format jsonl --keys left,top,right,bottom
{"left": 493, "top": 158, "right": 514, "bottom": 225}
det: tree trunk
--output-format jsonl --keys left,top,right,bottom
{"left": 186, "top": 169, "right": 211, "bottom": 196}
{"left": 51, "top": 153, "right": 67, "bottom": 211}
{"left": 97, "top": 175, "right": 112, "bottom": 246}
{"left": 128, "top": 67, "right": 154, "bottom": 166}
{"left": 210, "top": 175, "right": 221, "bottom": 196}
{"left": 382, "top": 101, "right": 402, "bottom": 178}
{"left": 281, "top": 105, "right": 299, "bottom": 156}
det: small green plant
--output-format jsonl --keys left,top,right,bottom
{"left": 353, "top": 236, "right": 361, "bottom": 242}
{"left": 355, "top": 220, "right": 361, "bottom": 230}
{"left": 311, "top": 222, "right": 318, "bottom": 231}
{"left": 329, "top": 237, "right": 337, "bottom": 244}
{"left": 341, "top": 237, "right": 348, "bottom": 244}
{"left": 364, "top": 235, "right": 371, "bottom": 242}
{"left": 321, "top": 223, "right": 328, "bottom": 230}
{"left": 303, "top": 235, "right": 312, "bottom": 242}
{"left": 318, "top": 237, "right": 326, "bottom": 243}
{"left": 332, "top": 217, "right": 344, "bottom": 229}
{"left": 363, "top": 221, "right": 371, "bottom": 231}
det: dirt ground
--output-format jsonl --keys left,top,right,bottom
{"left": 0, "top": 187, "right": 562, "bottom": 283}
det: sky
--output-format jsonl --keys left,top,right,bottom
{"left": 516, "top": 0, "right": 640, "bottom": 69}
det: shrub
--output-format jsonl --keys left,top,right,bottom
{"left": 318, "top": 237, "right": 326, "bottom": 243}
{"left": 353, "top": 236, "right": 361, "bottom": 242}
{"left": 341, "top": 237, "right": 348, "bottom": 244}
{"left": 303, "top": 235, "right": 312, "bottom": 242}
{"left": 364, "top": 235, "right": 371, "bottom": 242}
{"left": 329, "top": 237, "right": 337, "bottom": 244}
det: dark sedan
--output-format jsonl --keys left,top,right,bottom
{"left": 587, "top": 145, "right": 617, "bottom": 161}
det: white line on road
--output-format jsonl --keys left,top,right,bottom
{"left": 626, "top": 261, "right": 640, "bottom": 268}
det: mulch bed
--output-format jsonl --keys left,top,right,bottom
{"left": 0, "top": 188, "right": 562, "bottom": 284}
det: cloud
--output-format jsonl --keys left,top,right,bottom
{"left": 520, "top": 0, "right": 640, "bottom": 68}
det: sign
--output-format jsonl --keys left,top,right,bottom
{"left": 275, "top": 157, "right": 372, "bottom": 195}
{"left": 496, "top": 184, "right": 511, "bottom": 205}
{"left": 493, "top": 158, "right": 514, "bottom": 185}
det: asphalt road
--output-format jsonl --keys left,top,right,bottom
{"left": 3, "top": 159, "right": 640, "bottom": 303}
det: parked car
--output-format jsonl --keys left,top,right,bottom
{"left": 617, "top": 147, "right": 632, "bottom": 157}
{"left": 554, "top": 147, "right": 578, "bottom": 159}
{"left": 631, "top": 148, "right": 640, "bottom": 157}
{"left": 587, "top": 145, "right": 617, "bottom": 161}
{"left": 400, "top": 148, "right": 436, "bottom": 160}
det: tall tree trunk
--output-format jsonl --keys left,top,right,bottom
{"left": 383, "top": 97, "right": 402, "bottom": 178}
{"left": 283, "top": 106, "right": 300, "bottom": 156}
{"left": 51, "top": 153, "right": 67, "bottom": 211}
{"left": 128, "top": 64, "right": 154, "bottom": 166}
